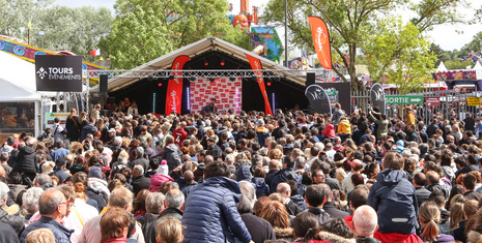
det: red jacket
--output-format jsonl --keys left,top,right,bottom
{"left": 173, "top": 128, "right": 187, "bottom": 147}
{"left": 374, "top": 231, "right": 423, "bottom": 243}
{"left": 322, "top": 124, "right": 336, "bottom": 138}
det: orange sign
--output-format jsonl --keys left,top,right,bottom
{"left": 245, "top": 54, "right": 273, "bottom": 115}
{"left": 308, "top": 16, "right": 332, "bottom": 70}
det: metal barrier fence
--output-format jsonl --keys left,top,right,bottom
{"left": 351, "top": 90, "right": 481, "bottom": 124}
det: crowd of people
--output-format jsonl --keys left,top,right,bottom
{"left": 1, "top": 100, "right": 482, "bottom": 243}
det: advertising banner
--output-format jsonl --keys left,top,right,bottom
{"left": 305, "top": 84, "right": 332, "bottom": 116}
{"left": 245, "top": 54, "right": 273, "bottom": 115}
{"left": 370, "top": 83, "right": 386, "bottom": 113}
{"left": 308, "top": 16, "right": 332, "bottom": 70}
{"left": 189, "top": 77, "right": 243, "bottom": 115}
{"left": 35, "top": 55, "right": 83, "bottom": 92}
{"left": 165, "top": 55, "right": 191, "bottom": 115}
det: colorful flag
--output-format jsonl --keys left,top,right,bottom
{"left": 90, "top": 49, "right": 101, "bottom": 56}
{"left": 165, "top": 55, "right": 191, "bottom": 115}
{"left": 245, "top": 54, "right": 273, "bottom": 115}
{"left": 307, "top": 16, "right": 332, "bottom": 70}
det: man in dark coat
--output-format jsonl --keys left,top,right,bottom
{"left": 464, "top": 113, "right": 475, "bottom": 132}
{"left": 413, "top": 172, "right": 431, "bottom": 207}
{"left": 181, "top": 171, "right": 198, "bottom": 199}
{"left": 455, "top": 154, "right": 479, "bottom": 179}
{"left": 270, "top": 157, "right": 301, "bottom": 193}
{"left": 277, "top": 183, "right": 302, "bottom": 216}
{"left": 426, "top": 119, "right": 439, "bottom": 139}
{"left": 304, "top": 185, "right": 332, "bottom": 225}
{"left": 144, "top": 189, "right": 184, "bottom": 243}
{"left": 0, "top": 221, "right": 19, "bottom": 243}
{"left": 182, "top": 161, "right": 252, "bottom": 243}
{"left": 0, "top": 182, "right": 25, "bottom": 236}
{"left": 65, "top": 109, "right": 82, "bottom": 142}
{"left": 320, "top": 184, "right": 349, "bottom": 218}
{"left": 13, "top": 139, "right": 38, "bottom": 183}
{"left": 238, "top": 181, "right": 276, "bottom": 243}
{"left": 130, "top": 147, "right": 149, "bottom": 172}
{"left": 79, "top": 117, "right": 98, "bottom": 142}
{"left": 131, "top": 165, "right": 151, "bottom": 196}
{"left": 462, "top": 173, "right": 482, "bottom": 201}
{"left": 265, "top": 160, "right": 279, "bottom": 187}
{"left": 367, "top": 152, "right": 418, "bottom": 235}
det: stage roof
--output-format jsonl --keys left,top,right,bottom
{"left": 95, "top": 37, "right": 307, "bottom": 92}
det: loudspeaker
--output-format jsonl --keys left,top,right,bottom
{"left": 306, "top": 72, "right": 316, "bottom": 87}
{"left": 99, "top": 74, "right": 108, "bottom": 93}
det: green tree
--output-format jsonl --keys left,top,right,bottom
{"left": 33, "top": 6, "right": 114, "bottom": 62}
{"left": 444, "top": 59, "right": 473, "bottom": 69}
{"left": 363, "top": 18, "right": 437, "bottom": 93}
{"left": 430, "top": 43, "right": 450, "bottom": 66}
{"left": 101, "top": 0, "right": 249, "bottom": 69}
{"left": 260, "top": 0, "right": 466, "bottom": 91}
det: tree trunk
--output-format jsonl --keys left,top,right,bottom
{"left": 348, "top": 44, "right": 363, "bottom": 91}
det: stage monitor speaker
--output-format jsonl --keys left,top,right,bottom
{"left": 99, "top": 74, "right": 108, "bottom": 93}
{"left": 306, "top": 72, "right": 315, "bottom": 87}
{"left": 107, "top": 97, "right": 116, "bottom": 105}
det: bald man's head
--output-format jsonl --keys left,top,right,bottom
{"left": 204, "top": 155, "right": 214, "bottom": 164}
{"left": 276, "top": 183, "right": 291, "bottom": 198}
{"left": 180, "top": 122, "right": 187, "bottom": 128}
{"left": 184, "top": 171, "right": 194, "bottom": 184}
{"left": 39, "top": 189, "right": 66, "bottom": 221}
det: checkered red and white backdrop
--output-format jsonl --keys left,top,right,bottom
{"left": 189, "top": 77, "right": 243, "bottom": 115}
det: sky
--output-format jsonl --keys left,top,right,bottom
{"left": 55, "top": 0, "right": 482, "bottom": 52}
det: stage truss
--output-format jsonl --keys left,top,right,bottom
{"left": 83, "top": 69, "right": 332, "bottom": 79}
{"left": 81, "top": 69, "right": 334, "bottom": 113}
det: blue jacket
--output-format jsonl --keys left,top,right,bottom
{"left": 367, "top": 168, "right": 418, "bottom": 235}
{"left": 291, "top": 194, "right": 307, "bottom": 211}
{"left": 270, "top": 168, "right": 302, "bottom": 193}
{"left": 51, "top": 148, "right": 69, "bottom": 163}
{"left": 79, "top": 123, "right": 98, "bottom": 142}
{"left": 182, "top": 177, "right": 252, "bottom": 243}
{"left": 252, "top": 177, "right": 270, "bottom": 199}
{"left": 255, "top": 127, "right": 271, "bottom": 147}
{"left": 20, "top": 216, "right": 73, "bottom": 243}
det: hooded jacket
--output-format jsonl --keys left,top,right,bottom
{"left": 368, "top": 168, "right": 418, "bottom": 235}
{"left": 0, "top": 220, "right": 19, "bottom": 243}
{"left": 270, "top": 168, "right": 302, "bottom": 194}
{"left": 322, "top": 124, "right": 336, "bottom": 138}
{"left": 149, "top": 173, "right": 173, "bottom": 192}
{"left": 252, "top": 178, "right": 270, "bottom": 199}
{"left": 307, "top": 207, "right": 331, "bottom": 225}
{"left": 182, "top": 176, "right": 252, "bottom": 243}
{"left": 161, "top": 144, "right": 182, "bottom": 171}
{"left": 0, "top": 208, "right": 24, "bottom": 236}
{"left": 88, "top": 177, "right": 110, "bottom": 203}
{"left": 80, "top": 123, "right": 98, "bottom": 142}
{"left": 14, "top": 146, "right": 38, "bottom": 174}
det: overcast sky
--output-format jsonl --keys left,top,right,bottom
{"left": 55, "top": 0, "right": 482, "bottom": 51}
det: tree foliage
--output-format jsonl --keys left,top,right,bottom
{"left": 260, "top": 0, "right": 466, "bottom": 91}
{"left": 0, "top": 0, "right": 113, "bottom": 62}
{"left": 100, "top": 0, "right": 249, "bottom": 69}
{"left": 363, "top": 17, "right": 437, "bottom": 93}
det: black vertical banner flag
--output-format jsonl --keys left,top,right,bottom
{"left": 305, "top": 84, "right": 332, "bottom": 116}
{"left": 370, "top": 83, "right": 386, "bottom": 114}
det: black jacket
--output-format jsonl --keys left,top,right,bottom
{"left": 323, "top": 201, "right": 349, "bottom": 218}
{"left": 426, "top": 123, "right": 438, "bottom": 138}
{"left": 0, "top": 220, "right": 19, "bottom": 242}
{"left": 86, "top": 186, "right": 107, "bottom": 211}
{"left": 450, "top": 219, "right": 466, "bottom": 242}
{"left": 464, "top": 117, "right": 475, "bottom": 131}
{"left": 0, "top": 208, "right": 25, "bottom": 236}
{"left": 130, "top": 157, "right": 149, "bottom": 172}
{"left": 464, "top": 190, "right": 482, "bottom": 201}
{"left": 80, "top": 123, "right": 98, "bottom": 142}
{"left": 65, "top": 116, "right": 81, "bottom": 142}
{"left": 265, "top": 170, "right": 279, "bottom": 188}
{"left": 241, "top": 213, "right": 276, "bottom": 243}
{"left": 415, "top": 186, "right": 431, "bottom": 207}
{"left": 14, "top": 146, "right": 38, "bottom": 174}
{"left": 306, "top": 207, "right": 331, "bottom": 225}
{"left": 131, "top": 175, "right": 151, "bottom": 196}
{"left": 426, "top": 184, "right": 450, "bottom": 200}
{"left": 405, "top": 131, "right": 419, "bottom": 143}
{"left": 144, "top": 208, "right": 183, "bottom": 243}
{"left": 357, "top": 236, "right": 381, "bottom": 243}
{"left": 285, "top": 200, "right": 302, "bottom": 216}
{"left": 455, "top": 164, "right": 479, "bottom": 179}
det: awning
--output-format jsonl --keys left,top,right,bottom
{"left": 93, "top": 37, "right": 307, "bottom": 92}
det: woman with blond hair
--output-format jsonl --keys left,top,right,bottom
{"left": 419, "top": 202, "right": 454, "bottom": 243}
{"left": 25, "top": 228, "right": 55, "bottom": 243}
{"left": 404, "top": 107, "right": 415, "bottom": 126}
{"left": 156, "top": 216, "right": 184, "bottom": 243}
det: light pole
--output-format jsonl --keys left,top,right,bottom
{"left": 285, "top": 0, "right": 288, "bottom": 67}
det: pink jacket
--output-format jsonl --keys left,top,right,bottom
{"left": 149, "top": 173, "right": 173, "bottom": 192}
{"left": 322, "top": 124, "right": 336, "bottom": 138}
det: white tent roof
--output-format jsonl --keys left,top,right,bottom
{"left": 0, "top": 77, "right": 41, "bottom": 102}
{"left": 94, "top": 37, "right": 306, "bottom": 92}
{"left": 0, "top": 51, "right": 56, "bottom": 98}
{"left": 437, "top": 61, "right": 448, "bottom": 72}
